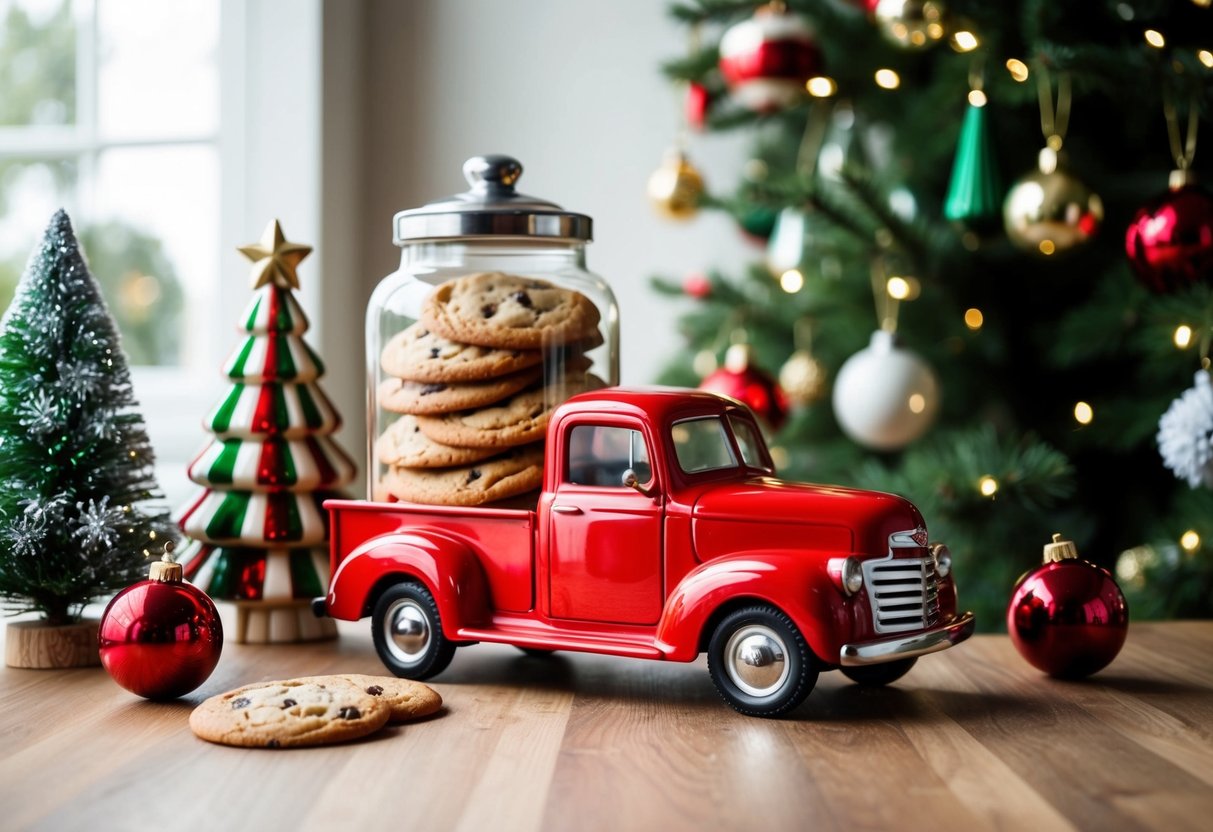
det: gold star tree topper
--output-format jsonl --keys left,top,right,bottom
{"left": 238, "top": 219, "right": 313, "bottom": 290}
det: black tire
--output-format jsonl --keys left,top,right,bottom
{"left": 371, "top": 582, "right": 456, "bottom": 680}
{"left": 707, "top": 605, "right": 817, "bottom": 717}
{"left": 840, "top": 657, "right": 917, "bottom": 687}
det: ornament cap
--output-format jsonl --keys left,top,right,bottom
{"left": 1042, "top": 533, "right": 1079, "bottom": 564}
{"left": 148, "top": 541, "right": 183, "bottom": 583}
{"left": 1037, "top": 147, "right": 1060, "bottom": 176}
{"left": 1169, "top": 169, "right": 1198, "bottom": 190}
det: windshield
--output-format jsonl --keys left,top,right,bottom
{"left": 671, "top": 416, "right": 737, "bottom": 473}
{"left": 728, "top": 415, "right": 773, "bottom": 472}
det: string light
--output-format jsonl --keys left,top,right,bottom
{"left": 1038, "top": 240, "right": 1056, "bottom": 256}
{"left": 887, "top": 276, "right": 911, "bottom": 299}
{"left": 964, "top": 308, "right": 984, "bottom": 330}
{"left": 1006, "top": 59, "right": 1030, "bottom": 82}
{"left": 1074, "top": 401, "right": 1094, "bottom": 425}
{"left": 968, "top": 89, "right": 988, "bottom": 107}
{"left": 1174, "top": 324, "right": 1193, "bottom": 348}
{"left": 1144, "top": 29, "right": 1166, "bottom": 48}
{"left": 780, "top": 269, "right": 805, "bottom": 293}
{"left": 1199, "top": 50, "right": 1213, "bottom": 68}
{"left": 806, "top": 76, "right": 836, "bottom": 97}
{"left": 979, "top": 476, "right": 999, "bottom": 497}
{"left": 950, "top": 30, "right": 979, "bottom": 52}
{"left": 908, "top": 393, "right": 927, "bottom": 414}
{"left": 874, "top": 69, "right": 901, "bottom": 90}
{"left": 1181, "top": 530, "right": 1201, "bottom": 553}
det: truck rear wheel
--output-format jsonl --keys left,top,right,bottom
{"left": 840, "top": 657, "right": 917, "bottom": 687}
{"left": 707, "top": 605, "right": 816, "bottom": 718}
{"left": 372, "top": 583, "right": 456, "bottom": 680}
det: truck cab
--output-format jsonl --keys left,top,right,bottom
{"left": 320, "top": 387, "right": 974, "bottom": 717}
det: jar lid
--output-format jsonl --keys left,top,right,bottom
{"left": 393, "top": 155, "right": 593, "bottom": 244}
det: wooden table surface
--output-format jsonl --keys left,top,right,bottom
{"left": 2, "top": 618, "right": 1212, "bottom": 832}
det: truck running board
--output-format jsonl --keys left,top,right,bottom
{"left": 455, "top": 625, "right": 666, "bottom": 660}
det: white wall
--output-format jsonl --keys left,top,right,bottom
{"left": 357, "top": 0, "right": 755, "bottom": 385}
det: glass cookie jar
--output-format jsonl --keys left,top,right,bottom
{"left": 367, "top": 154, "right": 619, "bottom": 505}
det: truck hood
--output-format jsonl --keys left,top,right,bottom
{"left": 691, "top": 477, "right": 925, "bottom": 557}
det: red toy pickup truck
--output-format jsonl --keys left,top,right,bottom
{"left": 317, "top": 387, "right": 974, "bottom": 716}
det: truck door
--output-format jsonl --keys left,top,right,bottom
{"left": 548, "top": 422, "right": 663, "bottom": 625}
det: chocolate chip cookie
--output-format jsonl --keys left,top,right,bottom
{"left": 375, "top": 415, "right": 498, "bottom": 469}
{"left": 415, "top": 374, "right": 604, "bottom": 449}
{"left": 380, "top": 322, "right": 544, "bottom": 383}
{"left": 189, "top": 677, "right": 391, "bottom": 748}
{"left": 378, "top": 364, "right": 544, "bottom": 415}
{"left": 301, "top": 674, "right": 443, "bottom": 723}
{"left": 383, "top": 444, "right": 545, "bottom": 506}
{"left": 420, "top": 272, "right": 601, "bottom": 349}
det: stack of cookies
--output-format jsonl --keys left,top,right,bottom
{"left": 375, "top": 272, "right": 604, "bottom": 506}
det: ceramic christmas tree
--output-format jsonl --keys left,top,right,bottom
{"left": 177, "top": 220, "right": 355, "bottom": 643}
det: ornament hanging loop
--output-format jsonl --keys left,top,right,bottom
{"left": 1163, "top": 88, "right": 1199, "bottom": 173}
{"left": 1035, "top": 64, "right": 1071, "bottom": 152}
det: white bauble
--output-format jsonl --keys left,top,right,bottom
{"left": 832, "top": 330, "right": 940, "bottom": 450}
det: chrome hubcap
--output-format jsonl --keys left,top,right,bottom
{"left": 384, "top": 599, "right": 430, "bottom": 665}
{"left": 724, "top": 625, "right": 789, "bottom": 698}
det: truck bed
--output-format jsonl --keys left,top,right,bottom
{"left": 325, "top": 499, "right": 537, "bottom": 613}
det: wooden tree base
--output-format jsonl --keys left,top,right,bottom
{"left": 233, "top": 600, "right": 337, "bottom": 644}
{"left": 5, "top": 619, "right": 101, "bottom": 669}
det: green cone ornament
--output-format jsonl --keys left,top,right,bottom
{"left": 944, "top": 98, "right": 1002, "bottom": 231}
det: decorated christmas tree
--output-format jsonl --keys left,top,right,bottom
{"left": 177, "top": 220, "right": 354, "bottom": 643}
{"left": 0, "top": 211, "right": 174, "bottom": 636}
{"left": 650, "top": 1, "right": 1213, "bottom": 627}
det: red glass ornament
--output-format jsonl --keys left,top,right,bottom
{"left": 1007, "top": 534, "right": 1128, "bottom": 678}
{"left": 99, "top": 546, "right": 223, "bottom": 699}
{"left": 1125, "top": 173, "right": 1213, "bottom": 294}
{"left": 686, "top": 82, "right": 710, "bottom": 131}
{"left": 699, "top": 344, "right": 788, "bottom": 430}
{"left": 718, "top": 7, "right": 822, "bottom": 113}
{"left": 682, "top": 272, "right": 712, "bottom": 299}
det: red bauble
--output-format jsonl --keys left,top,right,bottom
{"left": 682, "top": 272, "right": 712, "bottom": 299}
{"left": 718, "top": 6, "right": 822, "bottom": 112}
{"left": 99, "top": 549, "right": 223, "bottom": 699}
{"left": 686, "top": 82, "right": 710, "bottom": 130}
{"left": 1125, "top": 173, "right": 1213, "bottom": 294}
{"left": 699, "top": 344, "right": 788, "bottom": 430}
{"left": 1007, "top": 535, "right": 1128, "bottom": 678}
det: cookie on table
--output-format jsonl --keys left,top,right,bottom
{"left": 415, "top": 374, "right": 605, "bottom": 449}
{"left": 420, "top": 272, "right": 601, "bottom": 350}
{"left": 378, "top": 364, "right": 543, "bottom": 415}
{"left": 383, "top": 444, "right": 545, "bottom": 506}
{"left": 299, "top": 674, "right": 443, "bottom": 723}
{"left": 380, "top": 322, "right": 544, "bottom": 383}
{"left": 376, "top": 415, "right": 498, "bottom": 469}
{"left": 189, "top": 677, "right": 391, "bottom": 748}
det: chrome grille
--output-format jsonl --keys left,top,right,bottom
{"left": 862, "top": 554, "right": 940, "bottom": 634}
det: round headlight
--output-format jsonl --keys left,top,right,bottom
{"left": 932, "top": 543, "right": 952, "bottom": 578}
{"left": 843, "top": 557, "right": 864, "bottom": 595}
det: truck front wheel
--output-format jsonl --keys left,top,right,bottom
{"left": 372, "top": 583, "right": 456, "bottom": 680}
{"left": 707, "top": 605, "right": 817, "bottom": 717}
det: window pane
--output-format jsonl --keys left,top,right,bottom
{"left": 728, "top": 415, "right": 771, "bottom": 471}
{"left": 568, "top": 426, "right": 651, "bottom": 487}
{"left": 92, "top": 144, "right": 218, "bottom": 367}
{"left": 96, "top": 0, "right": 218, "bottom": 140}
{"left": 0, "top": 158, "right": 78, "bottom": 311}
{"left": 0, "top": 0, "right": 77, "bottom": 126}
{"left": 671, "top": 417, "right": 737, "bottom": 474}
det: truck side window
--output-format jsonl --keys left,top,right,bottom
{"left": 567, "top": 425, "right": 652, "bottom": 487}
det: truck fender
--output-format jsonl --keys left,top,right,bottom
{"left": 326, "top": 531, "right": 490, "bottom": 631}
{"left": 655, "top": 553, "right": 849, "bottom": 664}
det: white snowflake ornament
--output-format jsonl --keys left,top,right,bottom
{"left": 1157, "top": 371, "right": 1213, "bottom": 488}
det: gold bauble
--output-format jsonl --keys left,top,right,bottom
{"left": 874, "top": 0, "right": 948, "bottom": 50}
{"left": 1003, "top": 148, "right": 1103, "bottom": 256}
{"left": 779, "top": 349, "right": 827, "bottom": 406}
{"left": 647, "top": 149, "right": 705, "bottom": 220}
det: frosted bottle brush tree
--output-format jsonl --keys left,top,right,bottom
{"left": 0, "top": 210, "right": 174, "bottom": 625}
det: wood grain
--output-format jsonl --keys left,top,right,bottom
{"left": 1, "top": 619, "right": 1211, "bottom": 831}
